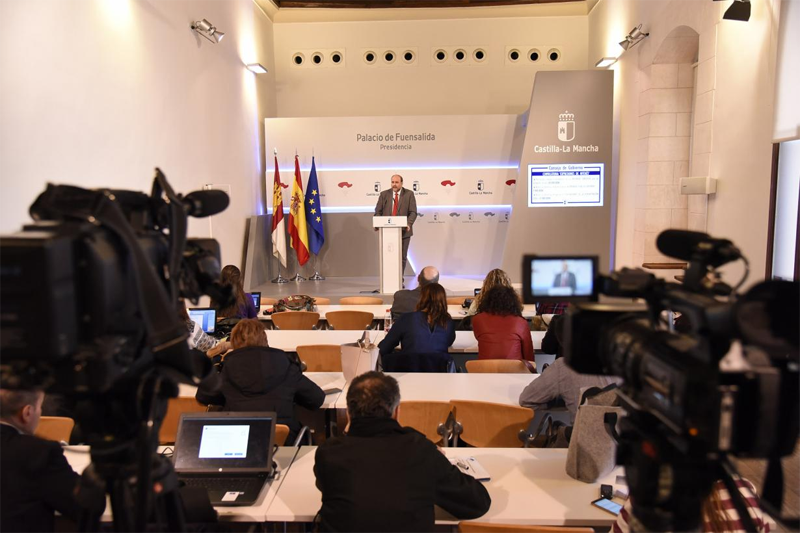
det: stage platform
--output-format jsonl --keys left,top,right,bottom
{"left": 251, "top": 275, "right": 485, "bottom": 304}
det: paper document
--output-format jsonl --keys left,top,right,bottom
{"left": 449, "top": 456, "right": 491, "bottom": 481}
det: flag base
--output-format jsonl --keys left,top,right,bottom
{"left": 290, "top": 273, "right": 307, "bottom": 282}
{"left": 271, "top": 274, "right": 289, "bottom": 284}
{"left": 309, "top": 271, "right": 325, "bottom": 281}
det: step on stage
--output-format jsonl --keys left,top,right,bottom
{"left": 251, "top": 275, "right": 485, "bottom": 303}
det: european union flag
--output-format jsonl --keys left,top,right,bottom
{"left": 304, "top": 157, "right": 325, "bottom": 255}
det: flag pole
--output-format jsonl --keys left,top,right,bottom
{"left": 309, "top": 253, "right": 325, "bottom": 281}
{"left": 271, "top": 147, "right": 289, "bottom": 283}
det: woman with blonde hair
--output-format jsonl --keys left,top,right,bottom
{"left": 213, "top": 265, "right": 258, "bottom": 319}
{"left": 467, "top": 268, "right": 514, "bottom": 316}
{"left": 378, "top": 283, "right": 456, "bottom": 356}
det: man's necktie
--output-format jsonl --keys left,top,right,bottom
{"left": 392, "top": 192, "right": 398, "bottom": 216}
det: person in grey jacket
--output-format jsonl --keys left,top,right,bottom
{"left": 374, "top": 174, "right": 417, "bottom": 276}
{"left": 390, "top": 266, "right": 439, "bottom": 321}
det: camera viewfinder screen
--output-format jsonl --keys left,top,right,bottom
{"left": 531, "top": 258, "right": 595, "bottom": 299}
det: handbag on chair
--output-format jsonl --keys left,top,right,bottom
{"left": 565, "top": 384, "right": 622, "bottom": 482}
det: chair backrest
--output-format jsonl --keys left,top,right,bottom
{"left": 325, "top": 310, "right": 374, "bottom": 330}
{"left": 296, "top": 344, "right": 343, "bottom": 372}
{"left": 275, "top": 424, "right": 290, "bottom": 446}
{"left": 458, "top": 523, "right": 595, "bottom": 533}
{"left": 381, "top": 351, "right": 455, "bottom": 373}
{"left": 466, "top": 359, "right": 533, "bottom": 374}
{"left": 397, "top": 401, "right": 452, "bottom": 445}
{"left": 159, "top": 398, "right": 208, "bottom": 444}
{"left": 34, "top": 416, "right": 75, "bottom": 442}
{"left": 447, "top": 296, "right": 468, "bottom": 306}
{"left": 261, "top": 296, "right": 278, "bottom": 306}
{"left": 312, "top": 297, "right": 331, "bottom": 305}
{"left": 450, "top": 400, "right": 533, "bottom": 447}
{"left": 339, "top": 296, "right": 383, "bottom": 305}
{"left": 271, "top": 311, "right": 320, "bottom": 330}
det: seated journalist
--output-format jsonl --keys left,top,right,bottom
{"left": 390, "top": 265, "right": 439, "bottom": 321}
{"left": 196, "top": 318, "right": 324, "bottom": 443}
{"left": 314, "top": 371, "right": 491, "bottom": 532}
{"left": 1, "top": 389, "right": 105, "bottom": 532}
{"left": 472, "top": 285, "right": 534, "bottom": 361}
{"left": 379, "top": 282, "right": 456, "bottom": 356}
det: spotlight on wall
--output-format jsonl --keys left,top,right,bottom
{"left": 716, "top": 0, "right": 751, "bottom": 21}
{"left": 595, "top": 57, "right": 618, "bottom": 68}
{"left": 246, "top": 63, "right": 268, "bottom": 74}
{"left": 619, "top": 24, "right": 649, "bottom": 50}
{"left": 191, "top": 19, "right": 225, "bottom": 44}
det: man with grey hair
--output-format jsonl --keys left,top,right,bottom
{"left": 0, "top": 389, "right": 91, "bottom": 531}
{"left": 314, "top": 372, "right": 490, "bottom": 532}
{"left": 390, "top": 265, "right": 439, "bottom": 321}
{"left": 374, "top": 174, "right": 418, "bottom": 278}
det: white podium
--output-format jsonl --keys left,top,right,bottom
{"left": 373, "top": 216, "right": 407, "bottom": 294}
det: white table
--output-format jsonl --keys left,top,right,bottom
{"left": 179, "top": 372, "right": 346, "bottom": 410}
{"left": 63, "top": 445, "right": 299, "bottom": 523}
{"left": 265, "top": 446, "right": 623, "bottom": 526}
{"left": 259, "top": 304, "right": 541, "bottom": 321}
{"left": 334, "top": 372, "right": 538, "bottom": 409}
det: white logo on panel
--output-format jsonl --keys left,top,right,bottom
{"left": 558, "top": 111, "right": 575, "bottom": 142}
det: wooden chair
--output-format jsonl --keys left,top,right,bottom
{"left": 458, "top": 523, "right": 595, "bottom": 533}
{"left": 35, "top": 416, "right": 75, "bottom": 442}
{"left": 447, "top": 296, "right": 468, "bottom": 306}
{"left": 397, "top": 401, "right": 452, "bottom": 445}
{"left": 260, "top": 296, "right": 278, "bottom": 306}
{"left": 325, "top": 310, "right": 374, "bottom": 330}
{"left": 297, "top": 344, "right": 343, "bottom": 372}
{"left": 339, "top": 296, "right": 383, "bottom": 305}
{"left": 159, "top": 398, "right": 207, "bottom": 444}
{"left": 275, "top": 424, "right": 290, "bottom": 446}
{"left": 466, "top": 359, "right": 534, "bottom": 374}
{"left": 312, "top": 297, "right": 331, "bottom": 305}
{"left": 450, "top": 400, "right": 533, "bottom": 448}
{"left": 271, "top": 311, "right": 320, "bottom": 330}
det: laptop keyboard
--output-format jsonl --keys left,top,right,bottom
{"left": 180, "top": 477, "right": 264, "bottom": 494}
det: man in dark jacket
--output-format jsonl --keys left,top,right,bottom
{"left": 314, "top": 372, "right": 491, "bottom": 532}
{"left": 0, "top": 389, "right": 98, "bottom": 532}
{"left": 390, "top": 265, "right": 439, "bottom": 321}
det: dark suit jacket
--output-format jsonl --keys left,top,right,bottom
{"left": 0, "top": 424, "right": 83, "bottom": 532}
{"left": 196, "top": 346, "right": 325, "bottom": 441}
{"left": 553, "top": 271, "right": 577, "bottom": 291}
{"left": 314, "top": 417, "right": 491, "bottom": 532}
{"left": 390, "top": 286, "right": 421, "bottom": 320}
{"left": 374, "top": 187, "right": 417, "bottom": 237}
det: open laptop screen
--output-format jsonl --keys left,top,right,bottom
{"left": 250, "top": 292, "right": 261, "bottom": 309}
{"left": 188, "top": 308, "right": 216, "bottom": 334}
{"left": 174, "top": 413, "right": 275, "bottom": 473}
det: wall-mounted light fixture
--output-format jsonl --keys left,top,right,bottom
{"left": 619, "top": 24, "right": 649, "bottom": 51}
{"left": 715, "top": 0, "right": 751, "bottom": 21}
{"left": 595, "top": 57, "right": 617, "bottom": 68}
{"left": 246, "top": 63, "right": 268, "bottom": 74}
{"left": 191, "top": 19, "right": 224, "bottom": 44}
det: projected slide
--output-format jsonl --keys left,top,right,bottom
{"left": 528, "top": 163, "right": 604, "bottom": 207}
{"left": 199, "top": 425, "right": 250, "bottom": 459}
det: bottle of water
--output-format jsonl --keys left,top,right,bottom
{"left": 384, "top": 309, "right": 392, "bottom": 331}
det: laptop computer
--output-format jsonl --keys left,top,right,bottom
{"left": 250, "top": 292, "right": 261, "bottom": 310}
{"left": 188, "top": 307, "right": 217, "bottom": 334}
{"left": 174, "top": 412, "right": 276, "bottom": 506}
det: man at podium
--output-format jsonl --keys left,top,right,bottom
{"left": 374, "top": 174, "right": 417, "bottom": 275}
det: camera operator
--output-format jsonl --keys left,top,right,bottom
{"left": 0, "top": 389, "right": 105, "bottom": 532}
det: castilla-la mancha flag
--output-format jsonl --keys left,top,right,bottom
{"left": 270, "top": 156, "right": 287, "bottom": 268}
{"left": 288, "top": 155, "right": 310, "bottom": 266}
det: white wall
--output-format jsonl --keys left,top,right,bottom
{"left": 0, "top": 0, "right": 275, "bottom": 267}
{"left": 773, "top": 0, "right": 800, "bottom": 142}
{"left": 589, "top": 0, "right": 781, "bottom": 282}
{"left": 272, "top": 15, "right": 588, "bottom": 117}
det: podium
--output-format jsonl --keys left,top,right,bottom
{"left": 373, "top": 216, "right": 407, "bottom": 294}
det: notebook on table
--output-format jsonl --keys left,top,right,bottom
{"left": 174, "top": 412, "right": 276, "bottom": 506}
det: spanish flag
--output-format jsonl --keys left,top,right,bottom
{"left": 288, "top": 155, "right": 310, "bottom": 266}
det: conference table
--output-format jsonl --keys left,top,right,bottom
{"left": 266, "top": 446, "right": 624, "bottom": 526}
{"left": 63, "top": 445, "right": 299, "bottom": 523}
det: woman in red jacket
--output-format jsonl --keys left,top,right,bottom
{"left": 472, "top": 285, "right": 534, "bottom": 361}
